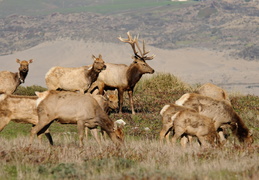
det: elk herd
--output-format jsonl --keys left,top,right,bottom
{"left": 0, "top": 32, "right": 254, "bottom": 149}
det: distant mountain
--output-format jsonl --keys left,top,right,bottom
{"left": 0, "top": 0, "right": 258, "bottom": 60}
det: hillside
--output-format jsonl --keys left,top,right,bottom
{"left": 0, "top": 0, "right": 258, "bottom": 60}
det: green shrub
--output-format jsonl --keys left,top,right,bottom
{"left": 14, "top": 85, "right": 47, "bottom": 96}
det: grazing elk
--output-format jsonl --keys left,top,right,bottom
{"left": 85, "top": 91, "right": 119, "bottom": 144}
{"left": 198, "top": 83, "right": 232, "bottom": 143}
{"left": 160, "top": 104, "right": 218, "bottom": 148}
{"left": 0, "top": 93, "right": 53, "bottom": 144}
{"left": 30, "top": 90, "right": 124, "bottom": 147}
{"left": 0, "top": 59, "right": 33, "bottom": 94}
{"left": 175, "top": 93, "right": 253, "bottom": 146}
{"left": 88, "top": 32, "right": 155, "bottom": 114}
{"left": 45, "top": 54, "right": 106, "bottom": 94}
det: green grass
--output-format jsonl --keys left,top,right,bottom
{"left": 0, "top": 73, "right": 258, "bottom": 179}
{"left": 0, "top": 0, "right": 194, "bottom": 17}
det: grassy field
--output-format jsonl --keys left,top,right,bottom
{"left": 0, "top": 73, "right": 258, "bottom": 179}
{"left": 0, "top": 0, "right": 194, "bottom": 17}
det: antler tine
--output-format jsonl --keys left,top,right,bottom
{"left": 142, "top": 39, "right": 155, "bottom": 60}
{"left": 135, "top": 39, "right": 155, "bottom": 60}
{"left": 142, "top": 40, "right": 149, "bottom": 56}
{"left": 134, "top": 36, "right": 144, "bottom": 57}
{"left": 143, "top": 54, "right": 156, "bottom": 60}
{"left": 118, "top": 31, "right": 139, "bottom": 56}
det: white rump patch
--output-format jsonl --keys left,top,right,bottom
{"left": 175, "top": 93, "right": 190, "bottom": 106}
{"left": 171, "top": 112, "right": 180, "bottom": 123}
{"left": 36, "top": 91, "right": 50, "bottom": 107}
{"left": 0, "top": 94, "right": 7, "bottom": 101}
{"left": 160, "top": 104, "right": 170, "bottom": 116}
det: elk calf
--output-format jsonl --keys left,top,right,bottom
{"left": 176, "top": 93, "right": 253, "bottom": 146}
{"left": 160, "top": 104, "right": 218, "bottom": 147}
{"left": 45, "top": 55, "right": 106, "bottom": 94}
{"left": 0, "top": 59, "right": 33, "bottom": 94}
{"left": 31, "top": 90, "right": 124, "bottom": 147}
{"left": 0, "top": 93, "right": 53, "bottom": 144}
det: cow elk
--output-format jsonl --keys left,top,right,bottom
{"left": 85, "top": 91, "right": 119, "bottom": 144}
{"left": 30, "top": 90, "right": 124, "bottom": 147}
{"left": 0, "top": 93, "right": 53, "bottom": 144}
{"left": 176, "top": 93, "right": 253, "bottom": 146}
{"left": 160, "top": 104, "right": 219, "bottom": 148}
{"left": 45, "top": 54, "right": 106, "bottom": 94}
{"left": 198, "top": 83, "right": 232, "bottom": 143}
{"left": 88, "top": 32, "right": 155, "bottom": 114}
{"left": 0, "top": 59, "right": 33, "bottom": 94}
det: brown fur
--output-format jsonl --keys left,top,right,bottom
{"left": 160, "top": 104, "right": 218, "bottom": 147}
{"left": 85, "top": 91, "right": 119, "bottom": 144}
{"left": 0, "top": 93, "right": 53, "bottom": 144}
{"left": 31, "top": 90, "right": 124, "bottom": 147}
{"left": 176, "top": 93, "right": 253, "bottom": 145}
{"left": 45, "top": 54, "right": 106, "bottom": 94}
{"left": 0, "top": 59, "right": 33, "bottom": 94}
{"left": 198, "top": 83, "right": 231, "bottom": 105}
{"left": 88, "top": 32, "right": 155, "bottom": 114}
{"left": 197, "top": 83, "right": 232, "bottom": 143}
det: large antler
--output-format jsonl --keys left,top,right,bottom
{"left": 118, "top": 31, "right": 155, "bottom": 60}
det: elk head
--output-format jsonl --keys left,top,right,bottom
{"left": 118, "top": 32, "right": 155, "bottom": 75}
{"left": 16, "top": 59, "right": 33, "bottom": 83}
{"left": 92, "top": 54, "right": 106, "bottom": 73}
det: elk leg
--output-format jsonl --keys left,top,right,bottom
{"left": 128, "top": 90, "right": 135, "bottom": 114}
{"left": 77, "top": 120, "right": 85, "bottom": 147}
{"left": 180, "top": 135, "right": 189, "bottom": 148}
{"left": 85, "top": 127, "right": 89, "bottom": 142}
{"left": 118, "top": 88, "right": 124, "bottom": 114}
{"left": 0, "top": 117, "right": 10, "bottom": 132}
{"left": 171, "top": 127, "right": 185, "bottom": 145}
{"left": 32, "top": 124, "right": 54, "bottom": 145}
{"left": 159, "top": 124, "right": 172, "bottom": 145}
{"left": 90, "top": 128, "right": 102, "bottom": 147}
{"left": 30, "top": 116, "right": 53, "bottom": 145}
{"left": 44, "top": 131, "right": 54, "bottom": 145}
{"left": 197, "top": 135, "right": 209, "bottom": 147}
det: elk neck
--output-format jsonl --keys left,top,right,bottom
{"left": 126, "top": 65, "right": 143, "bottom": 89}
{"left": 18, "top": 70, "right": 28, "bottom": 83}
{"left": 85, "top": 66, "right": 100, "bottom": 83}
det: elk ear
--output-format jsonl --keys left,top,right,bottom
{"left": 92, "top": 55, "right": 96, "bottom": 60}
{"left": 98, "top": 54, "right": 102, "bottom": 59}
{"left": 28, "top": 59, "right": 33, "bottom": 63}
{"left": 16, "top": 59, "right": 21, "bottom": 64}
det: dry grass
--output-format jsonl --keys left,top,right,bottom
{"left": 0, "top": 135, "right": 258, "bottom": 180}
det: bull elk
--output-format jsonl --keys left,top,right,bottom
{"left": 88, "top": 32, "right": 155, "bottom": 114}
{"left": 160, "top": 104, "right": 219, "bottom": 148}
{"left": 0, "top": 93, "right": 53, "bottom": 144}
{"left": 30, "top": 90, "right": 124, "bottom": 147}
{"left": 175, "top": 93, "right": 253, "bottom": 146}
{"left": 45, "top": 54, "right": 106, "bottom": 94}
{"left": 0, "top": 59, "right": 33, "bottom": 94}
